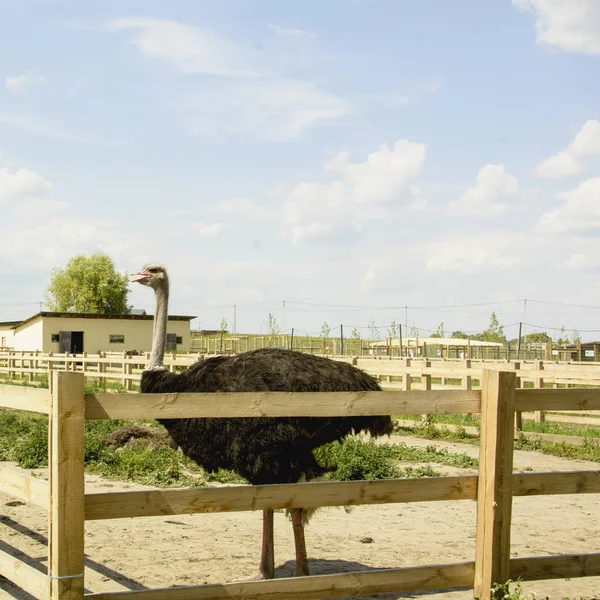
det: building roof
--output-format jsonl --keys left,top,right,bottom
{"left": 0, "top": 321, "right": 22, "bottom": 327}
{"left": 10, "top": 311, "right": 196, "bottom": 331}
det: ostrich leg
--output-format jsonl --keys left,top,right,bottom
{"left": 257, "top": 509, "right": 275, "bottom": 579}
{"left": 291, "top": 508, "right": 310, "bottom": 576}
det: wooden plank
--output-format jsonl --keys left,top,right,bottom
{"left": 510, "top": 553, "right": 600, "bottom": 582}
{"left": 0, "top": 464, "right": 49, "bottom": 507}
{"left": 513, "top": 471, "right": 600, "bottom": 496}
{"left": 84, "top": 389, "right": 482, "bottom": 420}
{"left": 85, "top": 561, "right": 475, "bottom": 600}
{"left": 0, "top": 546, "right": 47, "bottom": 599}
{"left": 516, "top": 388, "right": 600, "bottom": 412}
{"left": 49, "top": 372, "right": 85, "bottom": 600}
{"left": 540, "top": 413, "right": 600, "bottom": 426}
{"left": 394, "top": 418, "right": 480, "bottom": 435}
{"left": 84, "top": 476, "right": 478, "bottom": 520}
{"left": 0, "top": 384, "right": 50, "bottom": 414}
{"left": 474, "top": 370, "right": 516, "bottom": 600}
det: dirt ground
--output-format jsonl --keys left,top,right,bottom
{"left": 1, "top": 434, "right": 599, "bottom": 600}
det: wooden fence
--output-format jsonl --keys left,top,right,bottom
{"left": 3, "top": 351, "right": 600, "bottom": 429}
{"left": 1, "top": 371, "right": 600, "bottom": 599}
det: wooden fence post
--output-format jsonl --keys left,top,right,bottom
{"left": 49, "top": 371, "right": 85, "bottom": 600}
{"left": 474, "top": 370, "right": 516, "bottom": 600}
{"left": 534, "top": 360, "right": 545, "bottom": 423}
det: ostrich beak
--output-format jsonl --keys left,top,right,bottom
{"left": 132, "top": 269, "right": 152, "bottom": 284}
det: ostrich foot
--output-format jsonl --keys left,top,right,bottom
{"left": 231, "top": 509, "right": 275, "bottom": 582}
{"left": 231, "top": 568, "right": 274, "bottom": 582}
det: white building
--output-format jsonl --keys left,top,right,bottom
{"left": 0, "top": 312, "right": 195, "bottom": 353}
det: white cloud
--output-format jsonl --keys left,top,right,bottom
{"left": 282, "top": 140, "right": 426, "bottom": 243}
{"left": 5, "top": 69, "right": 46, "bottom": 92}
{"left": 564, "top": 253, "right": 593, "bottom": 269}
{"left": 268, "top": 24, "right": 315, "bottom": 38}
{"left": 109, "top": 18, "right": 350, "bottom": 139}
{"left": 535, "top": 177, "right": 600, "bottom": 234}
{"left": 426, "top": 232, "right": 525, "bottom": 274}
{"left": 0, "top": 164, "right": 52, "bottom": 203}
{"left": 448, "top": 164, "right": 520, "bottom": 217}
{"left": 513, "top": 0, "right": 600, "bottom": 54}
{"left": 108, "top": 18, "right": 260, "bottom": 77}
{"left": 535, "top": 120, "right": 600, "bottom": 179}
{"left": 534, "top": 151, "right": 584, "bottom": 179}
{"left": 180, "top": 78, "right": 351, "bottom": 140}
{"left": 194, "top": 221, "right": 222, "bottom": 236}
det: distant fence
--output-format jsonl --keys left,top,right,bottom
{"left": 1, "top": 371, "right": 600, "bottom": 599}
{"left": 2, "top": 350, "right": 600, "bottom": 425}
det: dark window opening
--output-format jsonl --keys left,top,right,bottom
{"left": 110, "top": 334, "right": 125, "bottom": 343}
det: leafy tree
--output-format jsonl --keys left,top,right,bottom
{"left": 265, "top": 312, "right": 280, "bottom": 335}
{"left": 471, "top": 312, "right": 506, "bottom": 344}
{"left": 430, "top": 322, "right": 446, "bottom": 339}
{"left": 409, "top": 325, "right": 419, "bottom": 338}
{"left": 45, "top": 252, "right": 130, "bottom": 314}
{"left": 387, "top": 320, "right": 399, "bottom": 338}
{"left": 522, "top": 331, "right": 550, "bottom": 343}
{"left": 368, "top": 319, "right": 380, "bottom": 340}
{"left": 571, "top": 328, "right": 581, "bottom": 344}
{"left": 451, "top": 330, "right": 468, "bottom": 339}
{"left": 320, "top": 321, "right": 331, "bottom": 338}
{"left": 557, "top": 326, "right": 571, "bottom": 346}
{"left": 219, "top": 318, "right": 228, "bottom": 333}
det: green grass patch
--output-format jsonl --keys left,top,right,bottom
{"left": 515, "top": 435, "right": 600, "bottom": 462}
{"left": 0, "top": 408, "right": 481, "bottom": 488}
{"left": 314, "top": 438, "right": 477, "bottom": 481}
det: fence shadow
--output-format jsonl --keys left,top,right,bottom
{"left": 275, "top": 558, "right": 472, "bottom": 599}
{"left": 0, "top": 515, "right": 148, "bottom": 593}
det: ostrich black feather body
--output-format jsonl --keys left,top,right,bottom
{"left": 141, "top": 348, "right": 393, "bottom": 485}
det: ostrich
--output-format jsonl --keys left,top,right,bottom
{"left": 133, "top": 264, "right": 393, "bottom": 580}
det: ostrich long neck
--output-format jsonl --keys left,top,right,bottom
{"left": 148, "top": 280, "right": 169, "bottom": 370}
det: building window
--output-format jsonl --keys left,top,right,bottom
{"left": 109, "top": 334, "right": 125, "bottom": 343}
{"left": 176, "top": 336, "right": 183, "bottom": 344}
{"left": 51, "top": 334, "right": 59, "bottom": 342}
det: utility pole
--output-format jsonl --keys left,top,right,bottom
{"left": 282, "top": 300, "right": 286, "bottom": 334}
{"left": 233, "top": 304, "right": 237, "bottom": 334}
{"left": 405, "top": 306, "right": 408, "bottom": 343}
{"left": 523, "top": 299, "right": 527, "bottom": 359}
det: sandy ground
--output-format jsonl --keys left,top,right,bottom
{"left": 1, "top": 434, "right": 599, "bottom": 600}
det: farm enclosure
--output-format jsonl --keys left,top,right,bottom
{"left": 0, "top": 371, "right": 599, "bottom": 599}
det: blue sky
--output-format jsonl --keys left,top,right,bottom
{"left": 1, "top": 0, "right": 600, "bottom": 340}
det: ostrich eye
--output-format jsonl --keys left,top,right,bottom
{"left": 148, "top": 267, "right": 158, "bottom": 273}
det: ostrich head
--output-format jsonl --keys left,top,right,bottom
{"left": 133, "top": 264, "right": 168, "bottom": 289}
{"left": 133, "top": 264, "right": 169, "bottom": 371}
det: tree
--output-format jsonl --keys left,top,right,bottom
{"left": 557, "top": 326, "right": 571, "bottom": 346}
{"left": 45, "top": 252, "right": 130, "bottom": 314}
{"left": 265, "top": 312, "right": 280, "bottom": 335}
{"left": 571, "top": 328, "right": 581, "bottom": 345}
{"left": 387, "top": 320, "right": 399, "bottom": 339}
{"left": 320, "top": 321, "right": 331, "bottom": 338}
{"left": 451, "top": 330, "right": 468, "bottom": 339}
{"left": 471, "top": 312, "right": 506, "bottom": 344}
{"left": 430, "top": 322, "right": 445, "bottom": 339}
{"left": 368, "top": 319, "right": 380, "bottom": 340}
{"left": 219, "top": 318, "right": 228, "bottom": 333}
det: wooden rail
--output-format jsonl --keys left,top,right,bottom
{"left": 0, "top": 372, "right": 599, "bottom": 600}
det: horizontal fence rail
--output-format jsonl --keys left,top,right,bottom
{"left": 0, "top": 371, "right": 599, "bottom": 600}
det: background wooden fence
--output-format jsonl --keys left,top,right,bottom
{"left": 2, "top": 350, "right": 600, "bottom": 431}
{"left": 0, "top": 371, "right": 599, "bottom": 599}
